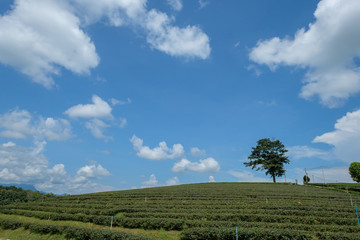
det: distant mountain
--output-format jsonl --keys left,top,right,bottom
{"left": 2, "top": 184, "right": 38, "bottom": 191}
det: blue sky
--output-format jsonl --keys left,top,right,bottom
{"left": 1, "top": 0, "right": 360, "bottom": 194}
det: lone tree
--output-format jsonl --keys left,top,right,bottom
{"left": 244, "top": 138, "right": 289, "bottom": 183}
{"left": 349, "top": 162, "right": 360, "bottom": 183}
{"left": 303, "top": 175, "right": 310, "bottom": 185}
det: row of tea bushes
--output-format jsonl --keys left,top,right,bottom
{"left": 180, "top": 227, "right": 360, "bottom": 240}
{"left": 0, "top": 217, "right": 155, "bottom": 240}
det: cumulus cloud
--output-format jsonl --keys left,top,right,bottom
{"left": 0, "top": 141, "right": 49, "bottom": 184}
{"left": 287, "top": 145, "right": 333, "bottom": 160}
{"left": 65, "top": 95, "right": 127, "bottom": 140}
{"left": 73, "top": 0, "right": 211, "bottom": 59}
{"left": 313, "top": 109, "right": 360, "bottom": 162}
{"left": 167, "top": 0, "right": 182, "bottom": 11}
{"left": 145, "top": 9, "right": 210, "bottom": 59}
{"left": 141, "top": 174, "right": 158, "bottom": 188}
{"left": 76, "top": 164, "right": 111, "bottom": 179}
{"left": 2, "top": 142, "right": 16, "bottom": 148}
{"left": 0, "top": 141, "right": 112, "bottom": 194}
{"left": 85, "top": 119, "right": 112, "bottom": 140}
{"left": 190, "top": 147, "right": 206, "bottom": 156}
{"left": 172, "top": 157, "right": 220, "bottom": 173}
{"left": 130, "top": 135, "right": 184, "bottom": 160}
{"left": 229, "top": 170, "right": 272, "bottom": 182}
{"left": 250, "top": 0, "right": 360, "bottom": 107}
{"left": 0, "top": 109, "right": 73, "bottom": 141}
{"left": 38, "top": 117, "right": 73, "bottom": 141}
{"left": 65, "top": 95, "right": 112, "bottom": 119}
{"left": 70, "top": 0, "right": 146, "bottom": 26}
{"left": 166, "top": 176, "right": 180, "bottom": 186}
{"left": 0, "top": 0, "right": 99, "bottom": 88}
{"left": 208, "top": 176, "right": 215, "bottom": 182}
{"left": 0, "top": 0, "right": 210, "bottom": 87}
{"left": 0, "top": 109, "right": 32, "bottom": 139}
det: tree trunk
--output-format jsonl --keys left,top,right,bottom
{"left": 272, "top": 174, "right": 276, "bottom": 183}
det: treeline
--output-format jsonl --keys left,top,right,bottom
{"left": 0, "top": 185, "right": 54, "bottom": 205}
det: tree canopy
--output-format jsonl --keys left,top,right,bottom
{"left": 349, "top": 162, "right": 360, "bottom": 183}
{"left": 303, "top": 175, "right": 310, "bottom": 184}
{"left": 244, "top": 138, "right": 289, "bottom": 183}
{"left": 0, "top": 185, "right": 54, "bottom": 205}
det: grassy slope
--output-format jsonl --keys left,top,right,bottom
{"left": 1, "top": 182, "right": 360, "bottom": 240}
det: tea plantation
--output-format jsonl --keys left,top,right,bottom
{"left": 1, "top": 183, "right": 360, "bottom": 239}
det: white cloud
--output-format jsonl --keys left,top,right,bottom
{"left": 85, "top": 119, "right": 112, "bottom": 140}
{"left": 141, "top": 174, "right": 158, "bottom": 188}
{"left": 0, "top": 0, "right": 210, "bottom": 87}
{"left": 119, "top": 118, "right": 127, "bottom": 128}
{"left": 70, "top": 0, "right": 147, "bottom": 26}
{"left": 0, "top": 0, "right": 99, "bottom": 88}
{"left": 287, "top": 145, "right": 333, "bottom": 160}
{"left": 166, "top": 176, "right": 180, "bottom": 186}
{"left": 73, "top": 0, "right": 211, "bottom": 59}
{"left": 0, "top": 140, "right": 112, "bottom": 194}
{"left": 198, "top": 0, "right": 210, "bottom": 9}
{"left": 190, "top": 147, "right": 206, "bottom": 156}
{"left": 65, "top": 95, "right": 112, "bottom": 119}
{"left": 229, "top": 170, "right": 272, "bottom": 182}
{"left": 246, "top": 64, "right": 262, "bottom": 77}
{"left": 109, "top": 98, "right": 131, "bottom": 106}
{"left": 172, "top": 157, "right": 220, "bottom": 173}
{"left": 0, "top": 109, "right": 32, "bottom": 139}
{"left": 76, "top": 164, "right": 111, "bottom": 179}
{"left": 130, "top": 135, "right": 184, "bottom": 160}
{"left": 0, "top": 168, "right": 20, "bottom": 182}
{"left": 38, "top": 117, "right": 73, "bottom": 141}
{"left": 167, "top": 0, "right": 182, "bottom": 11}
{"left": 145, "top": 9, "right": 210, "bottom": 59}
{"left": 0, "top": 109, "right": 73, "bottom": 141}
{"left": 65, "top": 95, "right": 127, "bottom": 140}
{"left": 208, "top": 175, "right": 215, "bottom": 182}
{"left": 313, "top": 109, "right": 360, "bottom": 162}
{"left": 2, "top": 142, "right": 16, "bottom": 148}
{"left": 249, "top": 0, "right": 360, "bottom": 107}
{"left": 0, "top": 141, "right": 50, "bottom": 184}
{"left": 46, "top": 164, "right": 67, "bottom": 184}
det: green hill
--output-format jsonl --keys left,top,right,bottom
{"left": 1, "top": 182, "right": 360, "bottom": 239}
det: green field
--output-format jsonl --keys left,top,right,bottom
{"left": 1, "top": 182, "right": 360, "bottom": 239}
